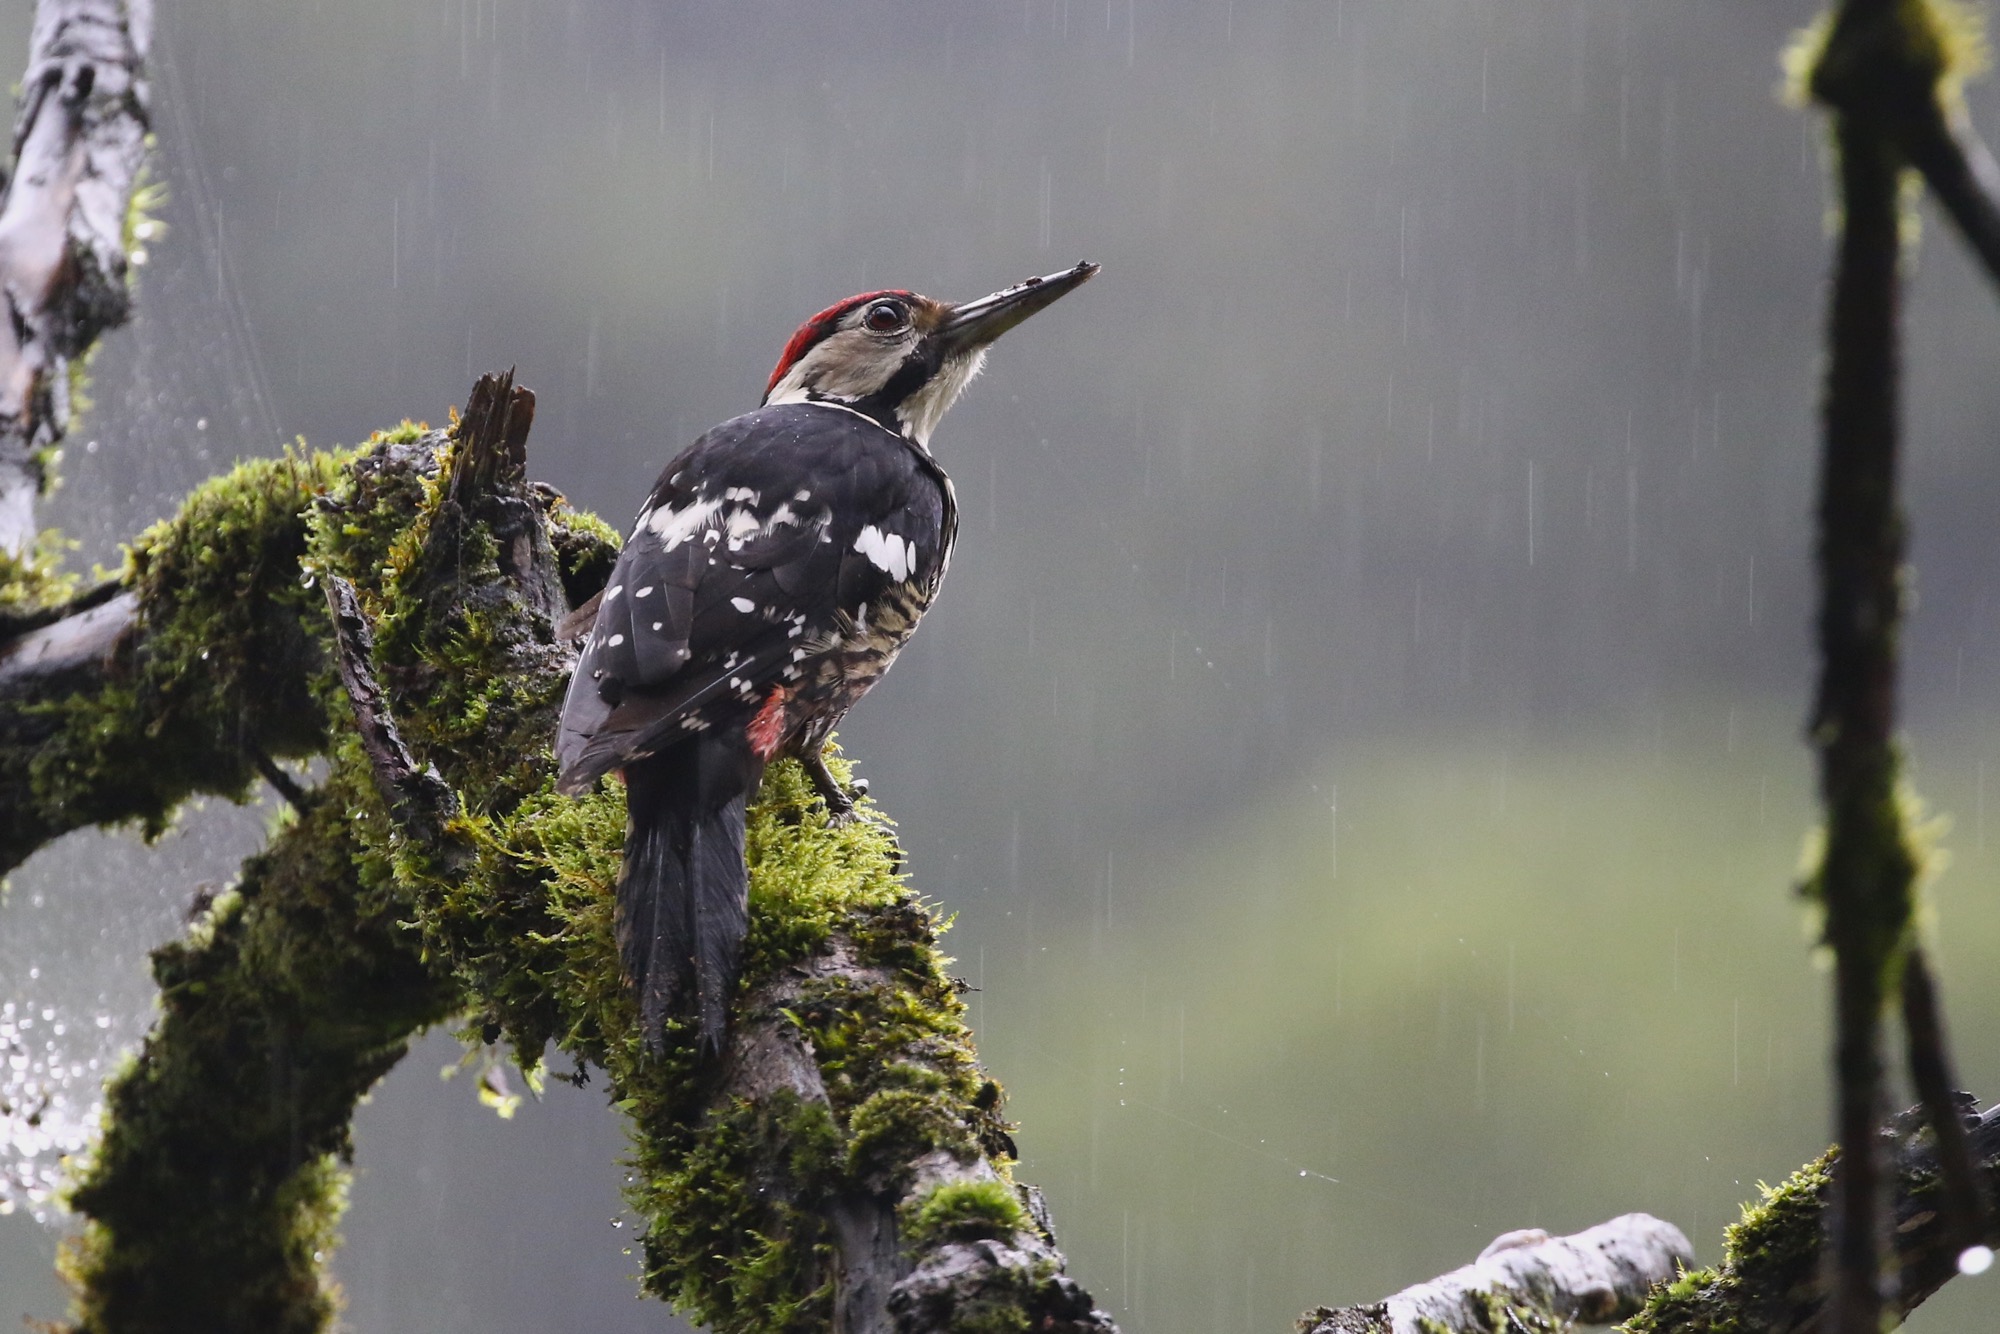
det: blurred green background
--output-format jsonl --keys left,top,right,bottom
{"left": 6, "top": 0, "right": 2000, "bottom": 1329}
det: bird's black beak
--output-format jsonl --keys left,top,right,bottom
{"left": 939, "top": 261, "right": 1099, "bottom": 354}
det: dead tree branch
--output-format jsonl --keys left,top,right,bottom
{"left": 1298, "top": 1214, "right": 1691, "bottom": 1334}
{"left": 0, "top": 0, "right": 153, "bottom": 559}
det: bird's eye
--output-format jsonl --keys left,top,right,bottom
{"left": 864, "top": 302, "right": 905, "bottom": 333}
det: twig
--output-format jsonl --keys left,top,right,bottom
{"left": 247, "top": 744, "right": 308, "bottom": 814}
{"left": 0, "top": 585, "right": 134, "bottom": 689}
{"left": 1901, "top": 946, "right": 1986, "bottom": 1251}
{"left": 1898, "top": 106, "right": 2000, "bottom": 289}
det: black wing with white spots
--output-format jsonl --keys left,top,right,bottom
{"left": 555, "top": 401, "right": 953, "bottom": 793}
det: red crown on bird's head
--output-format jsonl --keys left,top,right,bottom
{"left": 764, "top": 290, "right": 918, "bottom": 400}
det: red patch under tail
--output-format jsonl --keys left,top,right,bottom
{"left": 746, "top": 685, "right": 792, "bottom": 760}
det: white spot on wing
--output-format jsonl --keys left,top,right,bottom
{"left": 636, "top": 586, "right": 655, "bottom": 598}
{"left": 644, "top": 496, "right": 722, "bottom": 550}
{"left": 606, "top": 634, "right": 625, "bottom": 647}
{"left": 854, "top": 525, "right": 912, "bottom": 581}
{"left": 730, "top": 596, "right": 756, "bottom": 613}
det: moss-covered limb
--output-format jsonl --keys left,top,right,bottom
{"left": 59, "top": 781, "right": 460, "bottom": 1334}
{"left": 0, "top": 448, "right": 354, "bottom": 878}
{"left": 1292, "top": 1215, "right": 1690, "bottom": 1334}
{"left": 323, "top": 374, "right": 1115, "bottom": 1331}
{"left": 1624, "top": 1098, "right": 2000, "bottom": 1333}
{"left": 0, "top": 0, "right": 154, "bottom": 558}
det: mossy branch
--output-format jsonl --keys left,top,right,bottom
{"left": 325, "top": 372, "right": 1116, "bottom": 1333}
{"left": 0, "top": 447, "right": 351, "bottom": 878}
{"left": 1, "top": 375, "right": 1117, "bottom": 1332}
{"left": 1626, "top": 1098, "right": 2000, "bottom": 1332}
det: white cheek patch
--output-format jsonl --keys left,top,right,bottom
{"left": 895, "top": 348, "right": 987, "bottom": 447}
{"left": 853, "top": 525, "right": 913, "bottom": 581}
{"left": 644, "top": 496, "right": 723, "bottom": 550}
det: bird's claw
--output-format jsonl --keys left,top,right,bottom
{"left": 819, "top": 778, "right": 871, "bottom": 826}
{"left": 801, "top": 753, "right": 865, "bottom": 822}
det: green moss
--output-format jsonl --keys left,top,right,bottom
{"left": 121, "top": 177, "right": 166, "bottom": 266}
{"left": 400, "top": 742, "right": 1011, "bottom": 1328}
{"left": 0, "top": 527, "right": 79, "bottom": 619}
{"left": 545, "top": 500, "right": 622, "bottom": 610}
{"left": 0, "top": 447, "right": 365, "bottom": 876}
{"left": 631, "top": 1093, "right": 837, "bottom": 1334}
{"left": 60, "top": 787, "right": 457, "bottom": 1334}
{"left": 1623, "top": 1152, "right": 1838, "bottom": 1333}
{"left": 376, "top": 420, "right": 430, "bottom": 445}
{"left": 902, "top": 1179, "right": 1029, "bottom": 1248}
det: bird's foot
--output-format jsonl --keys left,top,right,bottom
{"left": 799, "top": 751, "right": 902, "bottom": 867}
{"left": 801, "top": 750, "right": 866, "bottom": 824}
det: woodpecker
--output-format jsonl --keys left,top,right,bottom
{"left": 556, "top": 261, "right": 1098, "bottom": 1052}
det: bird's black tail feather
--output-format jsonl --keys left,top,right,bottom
{"left": 618, "top": 741, "right": 757, "bottom": 1054}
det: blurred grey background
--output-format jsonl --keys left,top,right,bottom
{"left": 6, "top": 1, "right": 2000, "bottom": 1329}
